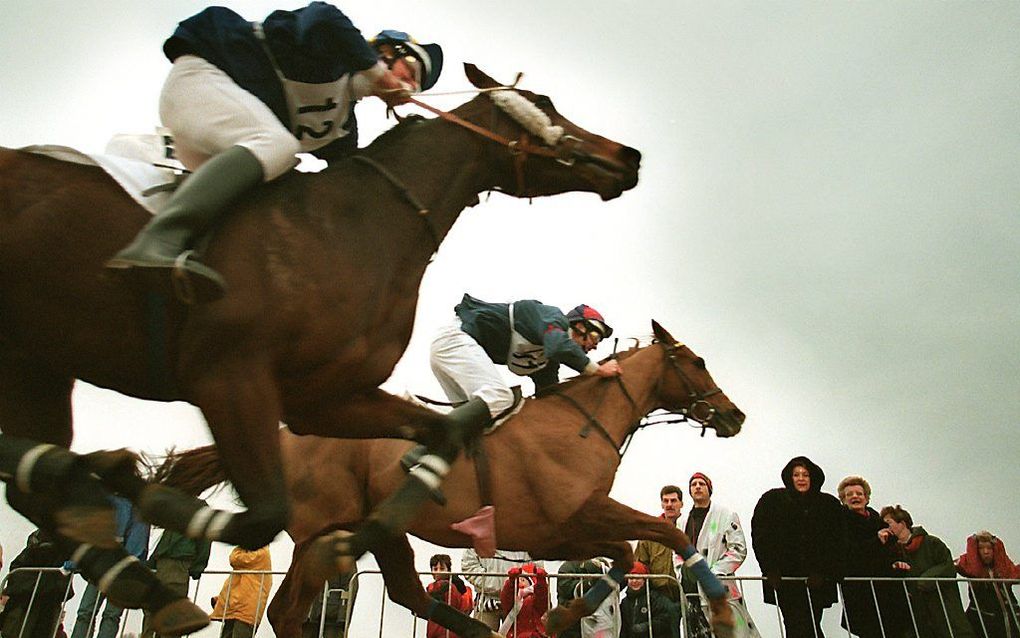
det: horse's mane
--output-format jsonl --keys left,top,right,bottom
{"left": 361, "top": 114, "right": 433, "bottom": 152}
{"left": 532, "top": 337, "right": 656, "bottom": 399}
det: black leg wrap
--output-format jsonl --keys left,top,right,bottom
{"left": 66, "top": 542, "right": 160, "bottom": 608}
{"left": 137, "top": 484, "right": 212, "bottom": 538}
{"left": 0, "top": 435, "right": 78, "bottom": 493}
{"left": 427, "top": 601, "right": 495, "bottom": 638}
{"left": 217, "top": 502, "right": 289, "bottom": 550}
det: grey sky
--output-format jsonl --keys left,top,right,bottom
{"left": 2, "top": 1, "right": 1018, "bottom": 635}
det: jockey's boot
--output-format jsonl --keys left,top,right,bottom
{"left": 400, "top": 395, "right": 496, "bottom": 474}
{"left": 105, "top": 145, "right": 264, "bottom": 304}
{"left": 400, "top": 397, "right": 492, "bottom": 504}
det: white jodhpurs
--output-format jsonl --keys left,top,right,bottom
{"left": 159, "top": 55, "right": 300, "bottom": 180}
{"left": 430, "top": 318, "right": 518, "bottom": 419}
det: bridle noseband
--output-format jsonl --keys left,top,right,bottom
{"left": 660, "top": 341, "right": 724, "bottom": 431}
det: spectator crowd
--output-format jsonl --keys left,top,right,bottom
{"left": 1, "top": 455, "right": 1017, "bottom": 638}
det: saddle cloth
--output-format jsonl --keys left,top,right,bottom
{"left": 20, "top": 131, "right": 184, "bottom": 215}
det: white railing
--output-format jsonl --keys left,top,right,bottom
{"left": 2, "top": 568, "right": 1017, "bottom": 638}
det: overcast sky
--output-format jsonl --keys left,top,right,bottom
{"left": 2, "top": 1, "right": 1018, "bottom": 636}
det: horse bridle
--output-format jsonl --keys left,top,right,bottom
{"left": 659, "top": 340, "right": 724, "bottom": 430}
{"left": 553, "top": 340, "right": 734, "bottom": 458}
{"left": 406, "top": 95, "right": 590, "bottom": 196}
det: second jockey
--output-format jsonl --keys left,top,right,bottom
{"left": 430, "top": 293, "right": 623, "bottom": 425}
{"left": 106, "top": 2, "right": 443, "bottom": 303}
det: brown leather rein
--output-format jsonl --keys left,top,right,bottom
{"left": 405, "top": 95, "right": 586, "bottom": 196}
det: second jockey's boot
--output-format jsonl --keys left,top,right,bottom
{"left": 106, "top": 145, "right": 264, "bottom": 304}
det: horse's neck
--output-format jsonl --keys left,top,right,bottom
{"left": 354, "top": 119, "right": 490, "bottom": 242}
{"left": 556, "top": 347, "right": 664, "bottom": 446}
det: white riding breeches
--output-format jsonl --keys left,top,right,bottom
{"left": 159, "top": 55, "right": 300, "bottom": 180}
{"left": 430, "top": 318, "right": 519, "bottom": 419}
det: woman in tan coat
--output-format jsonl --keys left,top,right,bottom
{"left": 210, "top": 546, "right": 272, "bottom": 638}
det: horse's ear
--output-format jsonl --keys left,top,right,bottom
{"left": 651, "top": 320, "right": 674, "bottom": 345}
{"left": 464, "top": 63, "right": 500, "bottom": 89}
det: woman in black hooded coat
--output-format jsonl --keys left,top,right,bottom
{"left": 751, "top": 456, "right": 848, "bottom": 638}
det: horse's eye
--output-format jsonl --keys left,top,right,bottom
{"left": 534, "top": 95, "right": 553, "bottom": 109}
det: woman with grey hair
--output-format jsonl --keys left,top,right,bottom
{"left": 837, "top": 476, "right": 907, "bottom": 638}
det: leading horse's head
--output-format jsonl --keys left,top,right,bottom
{"left": 651, "top": 320, "right": 745, "bottom": 438}
{"left": 459, "top": 63, "right": 641, "bottom": 201}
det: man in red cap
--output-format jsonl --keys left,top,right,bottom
{"left": 677, "top": 472, "right": 760, "bottom": 638}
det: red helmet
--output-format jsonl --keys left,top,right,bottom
{"left": 566, "top": 304, "right": 613, "bottom": 339}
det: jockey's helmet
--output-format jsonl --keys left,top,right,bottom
{"left": 567, "top": 304, "right": 613, "bottom": 340}
{"left": 370, "top": 30, "right": 443, "bottom": 90}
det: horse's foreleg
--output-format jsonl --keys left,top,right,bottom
{"left": 540, "top": 541, "right": 633, "bottom": 637}
{"left": 372, "top": 534, "right": 498, "bottom": 638}
{"left": 267, "top": 542, "right": 325, "bottom": 638}
{"left": 184, "top": 363, "right": 289, "bottom": 549}
{"left": 561, "top": 493, "right": 736, "bottom": 637}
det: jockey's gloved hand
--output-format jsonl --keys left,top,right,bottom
{"left": 373, "top": 69, "right": 414, "bottom": 106}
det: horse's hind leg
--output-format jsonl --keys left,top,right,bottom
{"left": 372, "top": 534, "right": 498, "bottom": 638}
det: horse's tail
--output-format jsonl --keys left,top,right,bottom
{"left": 150, "top": 445, "right": 228, "bottom": 497}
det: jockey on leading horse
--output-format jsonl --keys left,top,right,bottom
{"left": 106, "top": 2, "right": 444, "bottom": 304}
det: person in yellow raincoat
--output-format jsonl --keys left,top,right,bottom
{"left": 210, "top": 546, "right": 272, "bottom": 638}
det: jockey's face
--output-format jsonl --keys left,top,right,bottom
{"left": 570, "top": 325, "right": 601, "bottom": 352}
{"left": 377, "top": 43, "right": 422, "bottom": 92}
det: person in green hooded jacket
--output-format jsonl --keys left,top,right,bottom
{"left": 880, "top": 505, "right": 975, "bottom": 638}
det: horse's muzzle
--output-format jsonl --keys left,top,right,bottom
{"left": 712, "top": 408, "right": 745, "bottom": 438}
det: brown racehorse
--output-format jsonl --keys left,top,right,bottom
{"left": 158, "top": 321, "right": 745, "bottom": 638}
{"left": 0, "top": 62, "right": 639, "bottom": 547}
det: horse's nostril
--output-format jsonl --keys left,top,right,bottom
{"left": 622, "top": 146, "right": 642, "bottom": 169}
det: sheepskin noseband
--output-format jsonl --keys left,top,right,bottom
{"left": 489, "top": 90, "right": 565, "bottom": 146}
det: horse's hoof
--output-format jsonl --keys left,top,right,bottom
{"left": 82, "top": 448, "right": 140, "bottom": 478}
{"left": 303, "top": 531, "right": 357, "bottom": 586}
{"left": 55, "top": 506, "right": 119, "bottom": 548}
{"left": 542, "top": 605, "right": 580, "bottom": 637}
{"left": 709, "top": 598, "right": 736, "bottom": 638}
{"left": 150, "top": 598, "right": 210, "bottom": 636}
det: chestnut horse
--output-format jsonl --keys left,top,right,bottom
{"left": 159, "top": 321, "right": 745, "bottom": 638}
{"left": 0, "top": 62, "right": 639, "bottom": 543}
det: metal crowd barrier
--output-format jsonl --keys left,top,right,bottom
{"left": 2, "top": 567, "right": 1017, "bottom": 638}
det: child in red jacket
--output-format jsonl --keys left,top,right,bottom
{"left": 499, "top": 563, "right": 549, "bottom": 638}
{"left": 426, "top": 554, "right": 474, "bottom": 638}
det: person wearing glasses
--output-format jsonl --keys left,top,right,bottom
{"left": 429, "top": 294, "right": 621, "bottom": 428}
{"left": 107, "top": 2, "right": 443, "bottom": 303}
